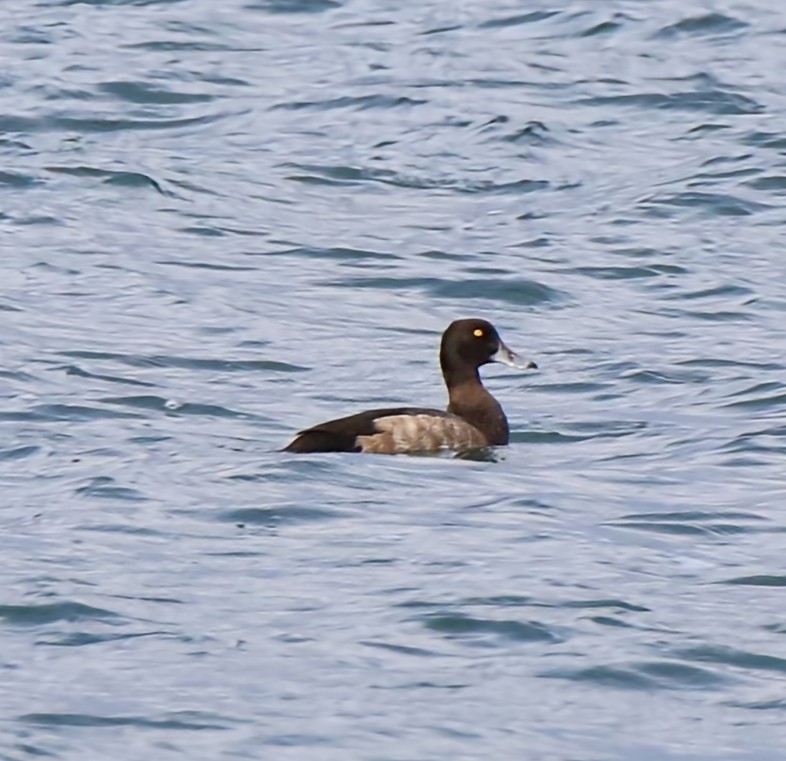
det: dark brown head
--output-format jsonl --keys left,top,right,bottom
{"left": 438, "top": 318, "right": 536, "bottom": 446}
{"left": 439, "top": 318, "right": 536, "bottom": 384}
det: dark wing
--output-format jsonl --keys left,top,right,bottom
{"left": 283, "top": 407, "right": 448, "bottom": 453}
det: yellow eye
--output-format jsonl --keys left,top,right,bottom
{"left": 473, "top": 328, "right": 484, "bottom": 337}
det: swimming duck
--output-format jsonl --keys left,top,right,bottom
{"left": 284, "top": 318, "right": 536, "bottom": 455}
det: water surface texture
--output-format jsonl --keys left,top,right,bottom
{"left": 2, "top": 0, "right": 786, "bottom": 758}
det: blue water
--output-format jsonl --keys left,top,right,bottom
{"left": 2, "top": 0, "right": 786, "bottom": 758}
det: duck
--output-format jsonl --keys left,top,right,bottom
{"left": 284, "top": 318, "right": 536, "bottom": 455}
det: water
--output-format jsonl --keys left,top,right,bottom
{"left": 1, "top": 0, "right": 785, "bottom": 758}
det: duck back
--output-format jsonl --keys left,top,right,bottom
{"left": 284, "top": 407, "right": 486, "bottom": 454}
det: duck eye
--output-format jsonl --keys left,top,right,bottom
{"left": 473, "top": 328, "right": 484, "bottom": 337}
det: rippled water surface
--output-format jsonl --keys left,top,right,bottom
{"left": 2, "top": 0, "right": 786, "bottom": 758}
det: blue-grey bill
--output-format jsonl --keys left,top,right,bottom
{"left": 493, "top": 342, "right": 537, "bottom": 370}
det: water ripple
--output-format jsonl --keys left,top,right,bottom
{"left": 20, "top": 712, "right": 226, "bottom": 731}
{"left": 58, "top": 351, "right": 305, "bottom": 373}
{"left": 418, "top": 611, "right": 562, "bottom": 645}
{"left": 653, "top": 13, "right": 748, "bottom": 39}
{"left": 323, "top": 276, "right": 561, "bottom": 305}
{"left": 542, "top": 661, "right": 728, "bottom": 691}
{"left": 46, "top": 166, "right": 167, "bottom": 194}
{"left": 579, "top": 91, "right": 763, "bottom": 115}
{"left": 0, "top": 602, "right": 121, "bottom": 626}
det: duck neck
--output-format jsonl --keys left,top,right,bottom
{"left": 440, "top": 356, "right": 481, "bottom": 390}
{"left": 441, "top": 359, "right": 509, "bottom": 446}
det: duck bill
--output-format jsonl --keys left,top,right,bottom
{"left": 492, "top": 341, "right": 537, "bottom": 370}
